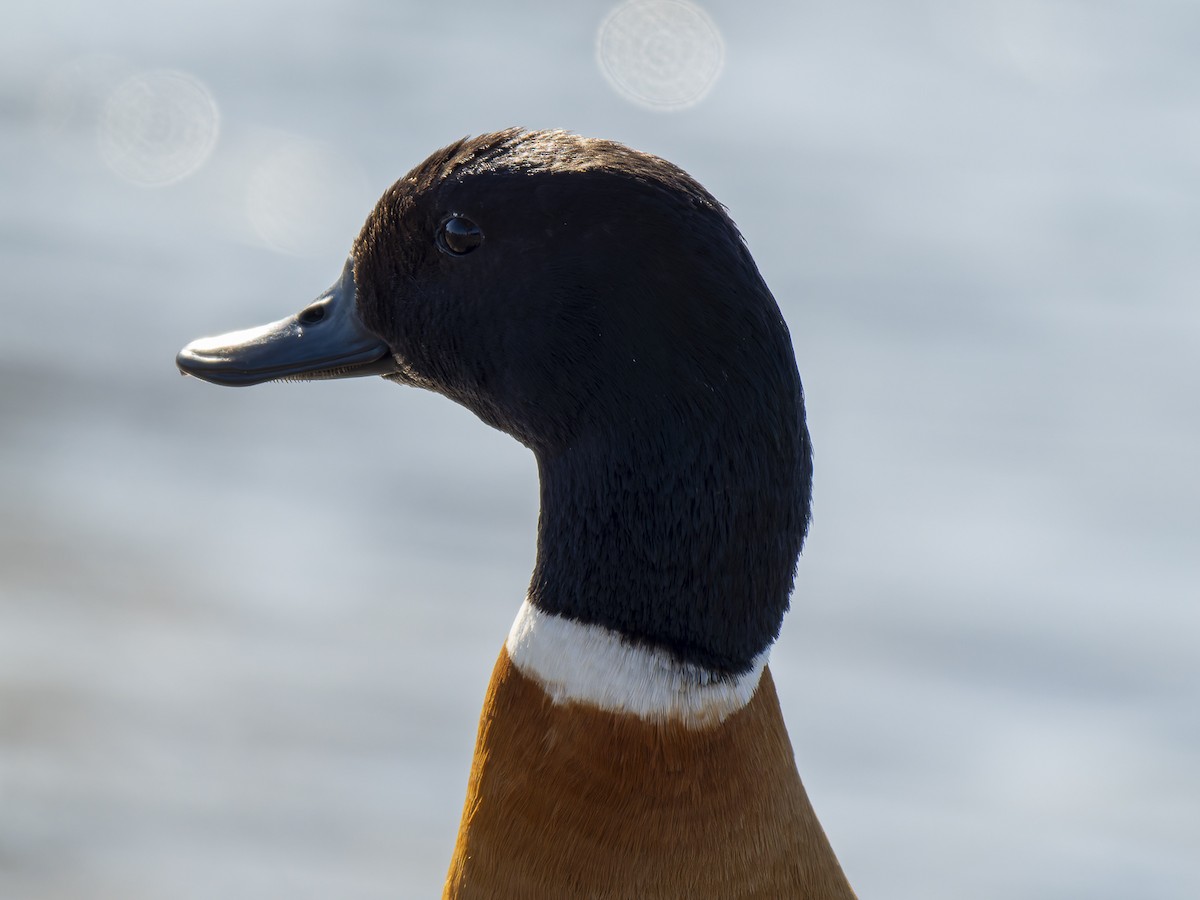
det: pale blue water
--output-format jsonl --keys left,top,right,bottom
{"left": 2, "top": 1, "right": 1198, "bottom": 898}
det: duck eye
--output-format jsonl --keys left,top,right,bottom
{"left": 437, "top": 215, "right": 483, "bottom": 256}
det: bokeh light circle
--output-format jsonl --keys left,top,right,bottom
{"left": 597, "top": 0, "right": 725, "bottom": 111}
{"left": 98, "top": 70, "right": 219, "bottom": 187}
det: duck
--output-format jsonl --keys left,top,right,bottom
{"left": 177, "top": 128, "right": 856, "bottom": 900}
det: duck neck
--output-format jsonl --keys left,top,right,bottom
{"left": 526, "top": 413, "right": 809, "bottom": 675}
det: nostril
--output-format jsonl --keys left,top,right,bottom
{"left": 298, "top": 304, "right": 326, "bottom": 325}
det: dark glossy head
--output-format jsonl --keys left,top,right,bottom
{"left": 351, "top": 131, "right": 798, "bottom": 455}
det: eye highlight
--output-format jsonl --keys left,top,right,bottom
{"left": 437, "top": 215, "right": 483, "bottom": 256}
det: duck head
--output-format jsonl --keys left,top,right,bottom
{"left": 178, "top": 128, "right": 813, "bottom": 677}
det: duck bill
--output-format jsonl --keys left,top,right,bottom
{"left": 176, "top": 258, "right": 397, "bottom": 387}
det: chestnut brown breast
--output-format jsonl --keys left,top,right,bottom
{"left": 445, "top": 649, "right": 856, "bottom": 900}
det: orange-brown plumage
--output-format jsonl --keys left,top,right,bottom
{"left": 446, "top": 649, "right": 855, "bottom": 900}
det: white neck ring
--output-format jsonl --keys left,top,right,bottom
{"left": 505, "top": 599, "right": 769, "bottom": 728}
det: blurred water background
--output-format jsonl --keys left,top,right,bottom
{"left": 2, "top": 1, "right": 1198, "bottom": 897}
